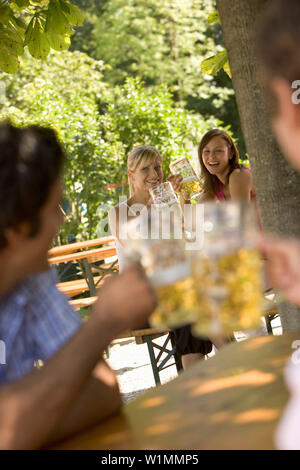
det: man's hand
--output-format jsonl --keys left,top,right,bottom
{"left": 258, "top": 234, "right": 300, "bottom": 305}
{"left": 91, "top": 263, "right": 157, "bottom": 335}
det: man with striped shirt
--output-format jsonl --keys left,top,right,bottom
{"left": 0, "top": 123, "right": 156, "bottom": 449}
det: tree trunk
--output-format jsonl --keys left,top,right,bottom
{"left": 217, "top": 0, "right": 300, "bottom": 331}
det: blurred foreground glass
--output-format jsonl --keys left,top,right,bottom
{"left": 125, "top": 213, "right": 197, "bottom": 329}
{"left": 191, "top": 201, "right": 264, "bottom": 337}
{"left": 149, "top": 181, "right": 182, "bottom": 231}
{"left": 169, "top": 157, "right": 202, "bottom": 201}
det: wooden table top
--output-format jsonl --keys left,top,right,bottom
{"left": 51, "top": 331, "right": 300, "bottom": 450}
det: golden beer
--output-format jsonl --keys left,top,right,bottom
{"left": 150, "top": 262, "right": 197, "bottom": 328}
{"left": 181, "top": 176, "right": 202, "bottom": 201}
{"left": 192, "top": 248, "right": 264, "bottom": 336}
{"left": 169, "top": 157, "right": 202, "bottom": 200}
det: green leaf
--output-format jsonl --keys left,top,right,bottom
{"left": 0, "top": 28, "right": 24, "bottom": 56}
{"left": 9, "top": 14, "right": 27, "bottom": 32}
{"left": 207, "top": 11, "right": 221, "bottom": 24}
{"left": 62, "top": 2, "right": 84, "bottom": 27}
{"left": 0, "top": 5, "right": 11, "bottom": 25}
{"left": 46, "top": 31, "right": 70, "bottom": 50}
{"left": 27, "top": 19, "right": 50, "bottom": 59}
{"left": 201, "top": 50, "right": 228, "bottom": 76}
{"left": 24, "top": 17, "right": 35, "bottom": 46}
{"left": 45, "top": 0, "right": 71, "bottom": 35}
{"left": 0, "top": 43, "right": 20, "bottom": 73}
{"left": 10, "top": 0, "right": 30, "bottom": 8}
{"left": 223, "top": 57, "right": 232, "bottom": 78}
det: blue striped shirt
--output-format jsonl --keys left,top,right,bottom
{"left": 0, "top": 268, "right": 82, "bottom": 384}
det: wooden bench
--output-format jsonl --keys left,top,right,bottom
{"left": 49, "top": 235, "right": 115, "bottom": 257}
{"left": 58, "top": 275, "right": 112, "bottom": 298}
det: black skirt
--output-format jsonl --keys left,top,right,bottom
{"left": 172, "top": 324, "right": 213, "bottom": 356}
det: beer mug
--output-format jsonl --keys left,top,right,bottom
{"left": 125, "top": 212, "right": 197, "bottom": 329}
{"left": 169, "top": 157, "right": 202, "bottom": 201}
{"left": 191, "top": 201, "right": 264, "bottom": 337}
{"left": 149, "top": 181, "right": 182, "bottom": 230}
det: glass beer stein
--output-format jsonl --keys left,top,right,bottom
{"left": 125, "top": 212, "right": 197, "bottom": 329}
{"left": 149, "top": 181, "right": 182, "bottom": 231}
{"left": 169, "top": 157, "right": 202, "bottom": 201}
{"left": 191, "top": 201, "right": 264, "bottom": 337}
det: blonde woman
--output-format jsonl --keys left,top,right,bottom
{"left": 109, "top": 145, "right": 213, "bottom": 369}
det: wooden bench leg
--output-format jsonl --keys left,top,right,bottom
{"left": 169, "top": 331, "right": 183, "bottom": 373}
{"left": 145, "top": 335, "right": 161, "bottom": 385}
{"left": 265, "top": 314, "right": 275, "bottom": 335}
{"left": 145, "top": 333, "right": 183, "bottom": 386}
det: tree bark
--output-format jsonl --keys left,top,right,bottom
{"left": 217, "top": 0, "right": 300, "bottom": 331}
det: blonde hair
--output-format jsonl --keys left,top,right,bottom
{"left": 127, "top": 145, "right": 162, "bottom": 196}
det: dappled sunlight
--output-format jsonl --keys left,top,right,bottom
{"left": 146, "top": 422, "right": 176, "bottom": 436}
{"left": 145, "top": 412, "right": 182, "bottom": 437}
{"left": 101, "top": 430, "right": 133, "bottom": 445}
{"left": 233, "top": 408, "right": 280, "bottom": 424}
{"left": 243, "top": 336, "right": 273, "bottom": 351}
{"left": 190, "top": 370, "right": 275, "bottom": 396}
{"left": 139, "top": 396, "right": 167, "bottom": 409}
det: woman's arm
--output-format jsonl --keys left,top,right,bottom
{"left": 229, "top": 168, "right": 252, "bottom": 201}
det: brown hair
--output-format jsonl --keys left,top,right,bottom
{"left": 0, "top": 122, "right": 64, "bottom": 249}
{"left": 198, "top": 129, "right": 240, "bottom": 196}
{"left": 127, "top": 145, "right": 162, "bottom": 196}
{"left": 256, "top": 0, "right": 300, "bottom": 113}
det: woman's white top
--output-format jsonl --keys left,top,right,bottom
{"left": 114, "top": 236, "right": 127, "bottom": 273}
{"left": 110, "top": 201, "right": 136, "bottom": 273}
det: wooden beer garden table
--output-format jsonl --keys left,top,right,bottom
{"left": 48, "top": 236, "right": 118, "bottom": 297}
{"left": 51, "top": 331, "right": 299, "bottom": 450}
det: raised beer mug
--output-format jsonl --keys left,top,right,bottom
{"left": 169, "top": 157, "right": 202, "bottom": 201}
{"left": 125, "top": 212, "right": 197, "bottom": 329}
{"left": 191, "top": 201, "right": 264, "bottom": 337}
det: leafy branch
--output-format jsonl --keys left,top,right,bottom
{"left": 201, "top": 9, "right": 231, "bottom": 79}
{"left": 0, "top": 0, "right": 84, "bottom": 73}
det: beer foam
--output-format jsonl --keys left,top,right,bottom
{"left": 150, "top": 261, "right": 191, "bottom": 287}
{"left": 182, "top": 175, "right": 197, "bottom": 183}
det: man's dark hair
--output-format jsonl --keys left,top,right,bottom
{"left": 0, "top": 122, "right": 65, "bottom": 248}
{"left": 257, "top": 0, "right": 300, "bottom": 84}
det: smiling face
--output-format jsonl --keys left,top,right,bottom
{"left": 128, "top": 156, "right": 164, "bottom": 193}
{"left": 201, "top": 136, "right": 233, "bottom": 176}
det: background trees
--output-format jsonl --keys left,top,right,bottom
{"left": 70, "top": 0, "right": 244, "bottom": 155}
{"left": 0, "top": 50, "right": 218, "bottom": 242}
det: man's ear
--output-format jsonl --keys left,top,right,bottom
{"left": 271, "top": 78, "right": 300, "bottom": 130}
{"left": 4, "top": 223, "right": 30, "bottom": 249}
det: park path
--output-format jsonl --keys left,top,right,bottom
{"left": 107, "top": 317, "right": 282, "bottom": 403}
